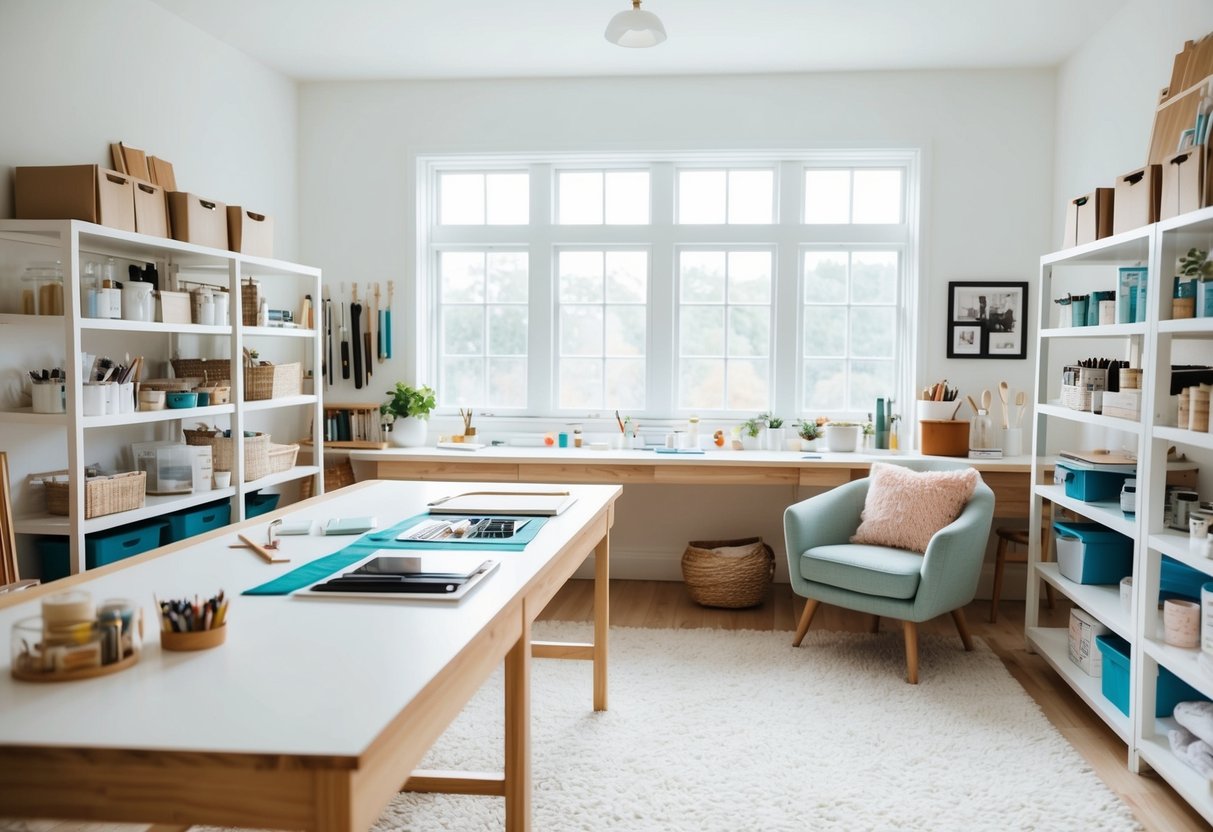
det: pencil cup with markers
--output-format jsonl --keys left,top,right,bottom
{"left": 158, "top": 591, "right": 228, "bottom": 651}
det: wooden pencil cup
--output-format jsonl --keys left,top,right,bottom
{"left": 161, "top": 625, "right": 226, "bottom": 652}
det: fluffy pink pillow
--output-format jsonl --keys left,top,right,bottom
{"left": 851, "top": 463, "right": 980, "bottom": 553}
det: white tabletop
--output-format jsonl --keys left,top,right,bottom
{"left": 0, "top": 480, "right": 620, "bottom": 759}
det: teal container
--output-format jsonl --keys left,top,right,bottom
{"left": 1096, "top": 634, "right": 1207, "bottom": 717}
{"left": 245, "top": 491, "right": 281, "bottom": 518}
{"left": 1069, "top": 295, "right": 1088, "bottom": 327}
{"left": 36, "top": 537, "right": 70, "bottom": 582}
{"left": 162, "top": 501, "right": 231, "bottom": 544}
{"left": 87, "top": 522, "right": 165, "bottom": 568}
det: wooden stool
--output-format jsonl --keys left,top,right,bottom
{"left": 990, "top": 527, "right": 1054, "bottom": 623}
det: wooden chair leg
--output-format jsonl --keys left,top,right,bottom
{"left": 951, "top": 608, "right": 974, "bottom": 651}
{"left": 870, "top": 614, "right": 880, "bottom": 634}
{"left": 903, "top": 620, "right": 919, "bottom": 685}
{"left": 989, "top": 534, "right": 1008, "bottom": 623}
{"left": 792, "top": 599, "right": 819, "bottom": 647}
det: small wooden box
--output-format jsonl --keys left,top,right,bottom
{"left": 919, "top": 420, "right": 969, "bottom": 457}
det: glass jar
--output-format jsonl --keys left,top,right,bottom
{"left": 969, "top": 409, "right": 995, "bottom": 451}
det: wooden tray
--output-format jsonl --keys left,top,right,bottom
{"left": 11, "top": 649, "right": 139, "bottom": 683}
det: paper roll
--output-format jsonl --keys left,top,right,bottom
{"left": 41, "top": 591, "right": 95, "bottom": 625}
{"left": 1164, "top": 598, "right": 1201, "bottom": 649}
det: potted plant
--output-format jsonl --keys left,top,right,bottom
{"left": 740, "top": 416, "right": 764, "bottom": 451}
{"left": 380, "top": 383, "right": 436, "bottom": 447}
{"left": 762, "top": 413, "right": 788, "bottom": 450}
{"left": 823, "top": 421, "right": 862, "bottom": 452}
{"left": 1177, "top": 248, "right": 1213, "bottom": 319}
{"left": 796, "top": 419, "right": 822, "bottom": 451}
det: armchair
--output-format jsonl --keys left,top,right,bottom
{"left": 783, "top": 460, "right": 994, "bottom": 684}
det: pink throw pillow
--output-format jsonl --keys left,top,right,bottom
{"left": 851, "top": 463, "right": 980, "bottom": 554}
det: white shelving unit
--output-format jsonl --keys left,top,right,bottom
{"left": 1029, "top": 206, "right": 1213, "bottom": 824}
{"left": 0, "top": 219, "right": 325, "bottom": 575}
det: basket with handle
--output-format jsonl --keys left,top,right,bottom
{"left": 680, "top": 536, "right": 775, "bottom": 609}
{"left": 266, "top": 443, "right": 299, "bottom": 475}
{"left": 35, "top": 470, "right": 146, "bottom": 519}
{"left": 244, "top": 362, "right": 302, "bottom": 401}
{"left": 183, "top": 423, "right": 222, "bottom": 447}
{"left": 210, "top": 432, "right": 271, "bottom": 481}
{"left": 170, "top": 358, "right": 232, "bottom": 386}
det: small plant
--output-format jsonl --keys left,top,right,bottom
{"left": 862, "top": 413, "right": 875, "bottom": 436}
{"left": 766, "top": 415, "right": 785, "bottom": 429}
{"left": 381, "top": 382, "right": 436, "bottom": 421}
{"left": 796, "top": 421, "right": 821, "bottom": 441}
{"left": 1178, "top": 248, "right": 1213, "bottom": 279}
{"left": 742, "top": 416, "right": 764, "bottom": 438}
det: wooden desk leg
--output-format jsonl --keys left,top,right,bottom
{"left": 505, "top": 611, "right": 532, "bottom": 832}
{"left": 593, "top": 531, "right": 610, "bottom": 712}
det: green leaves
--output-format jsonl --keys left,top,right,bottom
{"left": 382, "top": 383, "right": 437, "bottom": 420}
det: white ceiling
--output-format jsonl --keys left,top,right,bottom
{"left": 150, "top": 0, "right": 1125, "bottom": 81}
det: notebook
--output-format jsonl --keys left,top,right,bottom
{"left": 323, "top": 516, "right": 378, "bottom": 535}
{"left": 427, "top": 491, "right": 576, "bottom": 517}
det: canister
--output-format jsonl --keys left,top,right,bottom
{"left": 122, "top": 281, "right": 154, "bottom": 322}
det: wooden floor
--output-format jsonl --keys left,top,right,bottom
{"left": 11, "top": 580, "right": 1210, "bottom": 832}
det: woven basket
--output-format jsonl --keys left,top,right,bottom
{"left": 211, "top": 432, "right": 271, "bottom": 481}
{"left": 183, "top": 426, "right": 221, "bottom": 446}
{"left": 681, "top": 537, "right": 774, "bottom": 609}
{"left": 300, "top": 459, "right": 356, "bottom": 500}
{"left": 44, "top": 471, "right": 146, "bottom": 519}
{"left": 244, "top": 362, "right": 302, "bottom": 401}
{"left": 241, "top": 277, "right": 261, "bottom": 326}
{"left": 171, "top": 358, "right": 231, "bottom": 386}
{"left": 267, "top": 443, "right": 299, "bottom": 474}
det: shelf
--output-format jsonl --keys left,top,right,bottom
{"left": 1139, "top": 719, "right": 1213, "bottom": 827}
{"left": 15, "top": 487, "right": 240, "bottom": 537}
{"left": 243, "top": 394, "right": 318, "bottom": 412}
{"left": 82, "top": 403, "right": 235, "bottom": 428}
{"left": 1035, "top": 483, "right": 1137, "bottom": 537}
{"left": 1158, "top": 317, "right": 1213, "bottom": 337}
{"left": 1153, "top": 426, "right": 1213, "bottom": 452}
{"left": 1036, "top": 562, "right": 1131, "bottom": 640}
{"left": 1148, "top": 529, "right": 1213, "bottom": 577}
{"left": 1040, "top": 225, "right": 1152, "bottom": 266}
{"left": 1140, "top": 630, "right": 1213, "bottom": 703}
{"left": 1025, "top": 626, "right": 1131, "bottom": 743}
{"left": 243, "top": 326, "right": 317, "bottom": 338}
{"left": 0, "top": 313, "right": 63, "bottom": 328}
{"left": 1039, "top": 323, "right": 1147, "bottom": 338}
{"left": 80, "top": 319, "right": 232, "bottom": 336}
{"left": 0, "top": 408, "right": 68, "bottom": 427}
{"left": 242, "top": 464, "right": 320, "bottom": 493}
{"left": 1037, "top": 403, "right": 1142, "bottom": 432}
{"left": 300, "top": 439, "right": 387, "bottom": 449}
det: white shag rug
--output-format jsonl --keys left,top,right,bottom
{"left": 375, "top": 622, "right": 1142, "bottom": 832}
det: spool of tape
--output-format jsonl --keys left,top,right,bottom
{"left": 41, "top": 591, "right": 95, "bottom": 625}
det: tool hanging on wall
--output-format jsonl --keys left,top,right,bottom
{"left": 385, "top": 280, "right": 394, "bottom": 359}
{"left": 363, "top": 282, "right": 374, "bottom": 383}
{"left": 325, "top": 294, "right": 333, "bottom": 386}
{"left": 340, "top": 284, "right": 350, "bottom": 381}
{"left": 350, "top": 284, "right": 363, "bottom": 389}
{"left": 375, "top": 283, "right": 385, "bottom": 363}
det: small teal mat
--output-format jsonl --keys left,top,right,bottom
{"left": 243, "top": 513, "right": 546, "bottom": 596}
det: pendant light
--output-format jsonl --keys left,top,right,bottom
{"left": 604, "top": 0, "right": 667, "bottom": 48}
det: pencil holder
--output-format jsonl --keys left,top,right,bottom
{"left": 161, "top": 625, "right": 226, "bottom": 652}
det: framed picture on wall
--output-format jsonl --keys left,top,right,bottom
{"left": 946, "top": 281, "right": 1028, "bottom": 359}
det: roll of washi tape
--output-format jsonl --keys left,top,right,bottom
{"left": 41, "top": 591, "right": 95, "bottom": 626}
{"left": 1164, "top": 598, "right": 1201, "bottom": 649}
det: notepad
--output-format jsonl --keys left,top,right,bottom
{"left": 323, "top": 516, "right": 377, "bottom": 535}
{"left": 428, "top": 491, "right": 576, "bottom": 516}
{"left": 436, "top": 441, "right": 485, "bottom": 451}
{"left": 275, "top": 519, "right": 315, "bottom": 536}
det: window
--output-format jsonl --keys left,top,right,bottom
{"left": 420, "top": 152, "right": 917, "bottom": 421}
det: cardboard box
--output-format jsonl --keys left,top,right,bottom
{"left": 1112, "top": 165, "right": 1161, "bottom": 235}
{"left": 1062, "top": 188, "right": 1114, "bottom": 247}
{"left": 1068, "top": 608, "right": 1109, "bottom": 677}
{"left": 226, "top": 207, "right": 274, "bottom": 258}
{"left": 132, "top": 180, "right": 169, "bottom": 238}
{"left": 14, "top": 165, "right": 136, "bottom": 232}
{"left": 1102, "top": 389, "right": 1142, "bottom": 421}
{"left": 157, "top": 290, "right": 191, "bottom": 324}
{"left": 167, "top": 192, "right": 229, "bottom": 250}
{"left": 1160, "top": 148, "right": 1204, "bottom": 220}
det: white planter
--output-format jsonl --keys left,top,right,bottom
{"left": 823, "top": 424, "right": 861, "bottom": 452}
{"left": 800, "top": 438, "right": 819, "bottom": 452}
{"left": 388, "top": 416, "right": 428, "bottom": 447}
{"left": 766, "top": 427, "right": 787, "bottom": 450}
{"left": 740, "top": 434, "right": 762, "bottom": 450}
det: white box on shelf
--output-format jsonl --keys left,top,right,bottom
{"left": 1068, "top": 608, "right": 1109, "bottom": 677}
{"left": 131, "top": 441, "right": 194, "bottom": 495}
{"left": 1102, "top": 389, "right": 1142, "bottom": 421}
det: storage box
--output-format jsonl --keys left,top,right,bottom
{"left": 1054, "top": 460, "right": 1136, "bottom": 502}
{"left": 919, "top": 419, "right": 969, "bottom": 457}
{"left": 1068, "top": 608, "right": 1109, "bottom": 676}
{"left": 167, "top": 192, "right": 229, "bottom": 250}
{"left": 1161, "top": 555, "right": 1208, "bottom": 602}
{"left": 87, "top": 521, "right": 165, "bottom": 568}
{"left": 162, "top": 500, "right": 231, "bottom": 544}
{"left": 1054, "top": 521, "right": 1133, "bottom": 585}
{"left": 1160, "top": 148, "right": 1204, "bottom": 220}
{"left": 132, "top": 180, "right": 169, "bottom": 238}
{"left": 15, "top": 165, "right": 136, "bottom": 232}
{"left": 1062, "top": 188, "right": 1114, "bottom": 248}
{"left": 1096, "top": 634, "right": 1208, "bottom": 717}
{"left": 131, "top": 442, "right": 194, "bottom": 495}
{"left": 1101, "top": 389, "right": 1142, "bottom": 421}
{"left": 1112, "top": 165, "right": 1162, "bottom": 235}
{"left": 1198, "top": 279, "right": 1213, "bottom": 318}
{"left": 1117, "top": 267, "right": 1146, "bottom": 324}
{"left": 157, "top": 290, "right": 192, "bottom": 324}
{"left": 245, "top": 491, "right": 281, "bottom": 518}
{"left": 227, "top": 207, "right": 274, "bottom": 258}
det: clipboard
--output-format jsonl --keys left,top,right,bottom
{"left": 427, "top": 490, "right": 576, "bottom": 517}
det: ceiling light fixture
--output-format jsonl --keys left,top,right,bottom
{"left": 604, "top": 0, "right": 667, "bottom": 48}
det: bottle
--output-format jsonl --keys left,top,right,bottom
{"left": 970, "top": 409, "right": 994, "bottom": 452}
{"left": 688, "top": 416, "right": 700, "bottom": 449}
{"left": 82, "top": 262, "right": 100, "bottom": 318}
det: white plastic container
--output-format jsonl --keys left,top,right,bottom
{"left": 81, "top": 383, "right": 106, "bottom": 417}
{"left": 30, "top": 382, "right": 65, "bottom": 414}
{"left": 122, "top": 282, "right": 154, "bottom": 322}
{"left": 1120, "top": 479, "right": 1136, "bottom": 514}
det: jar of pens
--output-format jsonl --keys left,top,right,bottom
{"left": 157, "top": 591, "right": 229, "bottom": 651}
{"left": 10, "top": 592, "right": 142, "bottom": 682}
{"left": 28, "top": 366, "right": 66, "bottom": 414}
{"left": 78, "top": 355, "right": 141, "bottom": 416}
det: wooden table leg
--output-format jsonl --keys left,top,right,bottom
{"left": 593, "top": 531, "right": 609, "bottom": 712}
{"left": 505, "top": 610, "right": 532, "bottom": 832}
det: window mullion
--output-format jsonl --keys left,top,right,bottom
{"left": 647, "top": 162, "right": 676, "bottom": 418}
{"left": 528, "top": 163, "right": 555, "bottom": 414}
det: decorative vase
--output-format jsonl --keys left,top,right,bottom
{"left": 740, "top": 434, "right": 761, "bottom": 450}
{"left": 823, "top": 424, "right": 861, "bottom": 452}
{"left": 766, "top": 427, "right": 787, "bottom": 451}
{"left": 388, "top": 416, "right": 428, "bottom": 447}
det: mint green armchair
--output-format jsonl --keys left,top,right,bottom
{"left": 783, "top": 461, "right": 995, "bottom": 684}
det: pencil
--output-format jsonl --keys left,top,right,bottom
{"left": 615, "top": 410, "right": 625, "bottom": 434}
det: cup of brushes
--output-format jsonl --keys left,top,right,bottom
{"left": 158, "top": 591, "right": 228, "bottom": 651}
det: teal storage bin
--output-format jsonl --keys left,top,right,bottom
{"left": 245, "top": 491, "right": 280, "bottom": 518}
{"left": 1096, "top": 634, "right": 1208, "bottom": 717}
{"left": 1055, "top": 461, "right": 1134, "bottom": 502}
{"left": 1161, "top": 556, "right": 1207, "bottom": 602}
{"left": 87, "top": 522, "right": 165, "bottom": 568}
{"left": 1054, "top": 521, "right": 1133, "bottom": 584}
{"left": 35, "top": 537, "right": 70, "bottom": 582}
{"left": 163, "top": 501, "right": 231, "bottom": 544}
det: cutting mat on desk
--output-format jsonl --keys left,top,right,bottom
{"left": 1058, "top": 449, "right": 1137, "bottom": 466}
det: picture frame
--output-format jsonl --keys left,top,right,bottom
{"left": 946, "top": 281, "right": 1028, "bottom": 359}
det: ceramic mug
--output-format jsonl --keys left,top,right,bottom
{"left": 1164, "top": 599, "right": 1201, "bottom": 649}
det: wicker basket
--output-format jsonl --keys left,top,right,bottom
{"left": 211, "top": 432, "right": 271, "bottom": 481}
{"left": 300, "top": 459, "right": 357, "bottom": 500}
{"left": 171, "top": 358, "right": 232, "bottom": 386}
{"left": 241, "top": 277, "right": 261, "bottom": 326}
{"left": 681, "top": 537, "right": 774, "bottom": 609}
{"left": 183, "top": 426, "right": 222, "bottom": 446}
{"left": 267, "top": 443, "right": 299, "bottom": 474}
{"left": 244, "top": 362, "right": 302, "bottom": 401}
{"left": 43, "top": 471, "right": 146, "bottom": 519}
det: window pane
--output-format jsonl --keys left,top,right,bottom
{"left": 851, "top": 251, "right": 897, "bottom": 304}
{"left": 727, "top": 252, "right": 771, "bottom": 303}
{"left": 680, "top": 251, "right": 725, "bottom": 302}
{"left": 680, "top": 359, "right": 724, "bottom": 409}
{"left": 560, "top": 358, "right": 601, "bottom": 408}
{"left": 727, "top": 359, "right": 768, "bottom": 410}
{"left": 605, "top": 251, "right": 647, "bottom": 302}
{"left": 680, "top": 306, "right": 724, "bottom": 355}
{"left": 558, "top": 172, "right": 603, "bottom": 225}
{"left": 803, "top": 360, "right": 846, "bottom": 411}
{"left": 442, "top": 307, "right": 483, "bottom": 355}
{"left": 849, "top": 359, "right": 895, "bottom": 410}
{"left": 804, "top": 306, "right": 847, "bottom": 356}
{"left": 803, "top": 251, "right": 848, "bottom": 304}
{"left": 852, "top": 170, "right": 902, "bottom": 224}
{"left": 728, "top": 170, "right": 774, "bottom": 224}
{"left": 850, "top": 307, "right": 896, "bottom": 358}
{"left": 728, "top": 307, "right": 769, "bottom": 357}
{"left": 678, "top": 171, "right": 726, "bottom": 224}
{"left": 488, "top": 357, "right": 527, "bottom": 407}
{"left": 439, "top": 173, "right": 484, "bottom": 225}
{"left": 487, "top": 252, "right": 528, "bottom": 302}
{"left": 441, "top": 357, "right": 484, "bottom": 406}
{"left": 486, "top": 173, "right": 529, "bottom": 224}
{"left": 440, "top": 252, "right": 485, "bottom": 302}
{"left": 605, "top": 171, "right": 650, "bottom": 224}
{"left": 558, "top": 251, "right": 604, "bottom": 302}
{"left": 606, "top": 358, "right": 645, "bottom": 409}
{"left": 488, "top": 306, "right": 528, "bottom": 355}
{"left": 606, "top": 306, "right": 646, "bottom": 356}
{"left": 560, "top": 305, "right": 603, "bottom": 356}
{"left": 804, "top": 170, "right": 850, "bottom": 224}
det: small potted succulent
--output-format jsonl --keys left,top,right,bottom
{"left": 740, "top": 416, "right": 764, "bottom": 450}
{"left": 762, "top": 413, "right": 787, "bottom": 451}
{"left": 381, "top": 383, "right": 436, "bottom": 447}
{"left": 797, "top": 419, "right": 823, "bottom": 451}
